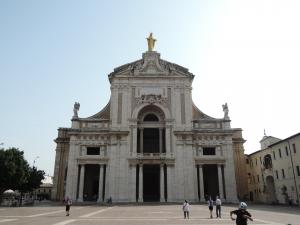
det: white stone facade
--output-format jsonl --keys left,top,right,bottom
{"left": 52, "top": 49, "right": 244, "bottom": 203}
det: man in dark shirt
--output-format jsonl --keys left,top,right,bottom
{"left": 230, "top": 202, "right": 253, "bottom": 225}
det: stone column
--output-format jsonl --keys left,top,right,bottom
{"left": 104, "top": 164, "right": 110, "bottom": 201}
{"left": 78, "top": 164, "right": 85, "bottom": 202}
{"left": 165, "top": 126, "right": 171, "bottom": 154}
{"left": 160, "top": 164, "right": 165, "bottom": 202}
{"left": 159, "top": 128, "right": 163, "bottom": 153}
{"left": 97, "top": 165, "right": 103, "bottom": 202}
{"left": 131, "top": 165, "right": 137, "bottom": 202}
{"left": 132, "top": 127, "right": 137, "bottom": 155}
{"left": 140, "top": 128, "right": 144, "bottom": 154}
{"left": 166, "top": 165, "right": 172, "bottom": 202}
{"left": 138, "top": 164, "right": 143, "bottom": 202}
{"left": 195, "top": 165, "right": 200, "bottom": 201}
{"left": 218, "top": 164, "right": 224, "bottom": 199}
{"left": 199, "top": 164, "right": 205, "bottom": 202}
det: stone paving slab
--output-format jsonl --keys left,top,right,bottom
{"left": 0, "top": 204, "right": 298, "bottom": 225}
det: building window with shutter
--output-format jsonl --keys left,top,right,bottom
{"left": 282, "top": 169, "right": 285, "bottom": 179}
{"left": 278, "top": 149, "right": 282, "bottom": 158}
{"left": 292, "top": 143, "right": 296, "bottom": 154}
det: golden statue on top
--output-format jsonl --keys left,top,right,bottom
{"left": 146, "top": 33, "right": 156, "bottom": 51}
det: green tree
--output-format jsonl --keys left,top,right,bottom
{"left": 0, "top": 148, "right": 45, "bottom": 202}
{"left": 20, "top": 167, "right": 45, "bottom": 192}
{"left": 0, "top": 148, "right": 29, "bottom": 195}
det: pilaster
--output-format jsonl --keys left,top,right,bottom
{"left": 65, "top": 140, "right": 78, "bottom": 200}
{"left": 160, "top": 164, "right": 165, "bottom": 202}
{"left": 78, "top": 164, "right": 85, "bottom": 202}
{"left": 97, "top": 165, "right": 103, "bottom": 202}
{"left": 199, "top": 164, "right": 205, "bottom": 202}
{"left": 218, "top": 164, "right": 224, "bottom": 199}
{"left": 138, "top": 164, "right": 143, "bottom": 202}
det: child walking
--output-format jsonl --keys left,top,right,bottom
{"left": 230, "top": 202, "right": 253, "bottom": 225}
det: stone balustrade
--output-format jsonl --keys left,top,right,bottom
{"left": 81, "top": 121, "right": 110, "bottom": 129}
{"left": 130, "top": 152, "right": 174, "bottom": 158}
{"left": 192, "top": 120, "right": 222, "bottom": 129}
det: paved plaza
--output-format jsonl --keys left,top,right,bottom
{"left": 0, "top": 203, "right": 299, "bottom": 225}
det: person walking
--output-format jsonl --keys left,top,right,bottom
{"left": 207, "top": 196, "right": 214, "bottom": 219}
{"left": 230, "top": 202, "right": 253, "bottom": 225}
{"left": 182, "top": 200, "right": 190, "bottom": 219}
{"left": 216, "top": 196, "right": 222, "bottom": 218}
{"left": 64, "top": 196, "right": 72, "bottom": 216}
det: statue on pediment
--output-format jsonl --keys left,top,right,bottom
{"left": 146, "top": 33, "right": 156, "bottom": 51}
{"left": 222, "top": 103, "right": 229, "bottom": 119}
{"left": 73, "top": 102, "right": 80, "bottom": 118}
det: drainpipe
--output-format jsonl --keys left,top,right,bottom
{"left": 287, "top": 140, "right": 299, "bottom": 205}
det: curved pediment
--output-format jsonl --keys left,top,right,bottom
{"left": 192, "top": 102, "right": 217, "bottom": 120}
{"left": 86, "top": 101, "right": 111, "bottom": 120}
{"left": 108, "top": 51, "right": 194, "bottom": 82}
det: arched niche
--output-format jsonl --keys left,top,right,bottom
{"left": 137, "top": 105, "right": 165, "bottom": 122}
{"left": 132, "top": 103, "right": 170, "bottom": 121}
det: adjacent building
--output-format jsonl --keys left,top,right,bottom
{"left": 246, "top": 132, "right": 300, "bottom": 205}
{"left": 34, "top": 175, "right": 53, "bottom": 200}
{"left": 51, "top": 35, "right": 246, "bottom": 203}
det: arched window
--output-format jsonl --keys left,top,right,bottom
{"left": 264, "top": 154, "right": 272, "bottom": 169}
{"left": 144, "top": 114, "right": 159, "bottom": 121}
{"left": 137, "top": 105, "right": 165, "bottom": 122}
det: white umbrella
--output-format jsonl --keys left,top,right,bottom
{"left": 3, "top": 189, "right": 15, "bottom": 195}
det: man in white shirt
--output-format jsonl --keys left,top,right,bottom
{"left": 215, "top": 196, "right": 222, "bottom": 218}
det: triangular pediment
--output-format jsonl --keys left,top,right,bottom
{"left": 108, "top": 51, "right": 194, "bottom": 81}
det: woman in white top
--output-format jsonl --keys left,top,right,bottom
{"left": 64, "top": 196, "right": 72, "bottom": 216}
{"left": 208, "top": 197, "right": 214, "bottom": 218}
{"left": 182, "top": 200, "right": 190, "bottom": 219}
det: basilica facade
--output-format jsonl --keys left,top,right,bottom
{"left": 51, "top": 36, "right": 246, "bottom": 203}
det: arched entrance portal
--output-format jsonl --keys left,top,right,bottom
{"left": 137, "top": 105, "right": 166, "bottom": 202}
{"left": 265, "top": 176, "right": 276, "bottom": 203}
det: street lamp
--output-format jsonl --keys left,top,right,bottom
{"left": 33, "top": 156, "right": 39, "bottom": 168}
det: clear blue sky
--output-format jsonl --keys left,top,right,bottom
{"left": 1, "top": 0, "right": 299, "bottom": 175}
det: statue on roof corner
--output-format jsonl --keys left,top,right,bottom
{"left": 73, "top": 102, "right": 80, "bottom": 118}
{"left": 222, "top": 103, "right": 229, "bottom": 119}
{"left": 146, "top": 33, "right": 156, "bottom": 51}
